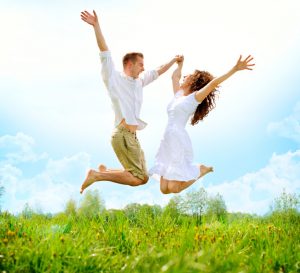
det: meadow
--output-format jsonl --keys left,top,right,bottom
{"left": 1, "top": 203, "right": 299, "bottom": 273}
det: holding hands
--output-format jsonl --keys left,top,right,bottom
{"left": 175, "top": 55, "right": 184, "bottom": 63}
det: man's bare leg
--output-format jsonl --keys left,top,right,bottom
{"left": 98, "top": 164, "right": 122, "bottom": 173}
{"left": 80, "top": 169, "right": 148, "bottom": 194}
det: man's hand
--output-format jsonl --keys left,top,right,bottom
{"left": 81, "top": 10, "right": 98, "bottom": 27}
{"left": 81, "top": 10, "right": 108, "bottom": 51}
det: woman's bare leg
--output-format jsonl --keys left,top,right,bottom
{"left": 167, "top": 179, "right": 196, "bottom": 193}
{"left": 199, "top": 164, "right": 214, "bottom": 178}
{"left": 160, "top": 164, "right": 213, "bottom": 194}
{"left": 160, "top": 177, "right": 171, "bottom": 194}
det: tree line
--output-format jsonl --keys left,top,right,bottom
{"left": 0, "top": 184, "right": 299, "bottom": 224}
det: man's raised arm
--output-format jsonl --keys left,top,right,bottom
{"left": 81, "top": 10, "right": 108, "bottom": 52}
{"left": 156, "top": 55, "right": 183, "bottom": 76}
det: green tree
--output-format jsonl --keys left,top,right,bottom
{"left": 124, "top": 203, "right": 161, "bottom": 226}
{"left": 206, "top": 193, "right": 227, "bottom": 222}
{"left": 21, "top": 203, "right": 34, "bottom": 219}
{"left": 151, "top": 204, "right": 163, "bottom": 217}
{"left": 271, "top": 189, "right": 300, "bottom": 213}
{"left": 78, "top": 189, "right": 105, "bottom": 218}
{"left": 0, "top": 185, "right": 4, "bottom": 211}
{"left": 65, "top": 198, "right": 77, "bottom": 217}
{"left": 164, "top": 195, "right": 185, "bottom": 216}
{"left": 124, "top": 203, "right": 142, "bottom": 224}
{"left": 184, "top": 188, "right": 208, "bottom": 225}
{"left": 269, "top": 189, "right": 300, "bottom": 224}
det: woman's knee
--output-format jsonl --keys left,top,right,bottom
{"left": 160, "top": 186, "right": 169, "bottom": 194}
{"left": 160, "top": 179, "right": 169, "bottom": 194}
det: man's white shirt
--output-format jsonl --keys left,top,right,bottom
{"left": 100, "top": 51, "right": 159, "bottom": 130}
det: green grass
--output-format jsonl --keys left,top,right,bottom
{"left": 1, "top": 211, "right": 299, "bottom": 273}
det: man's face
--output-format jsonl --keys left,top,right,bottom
{"left": 131, "top": 56, "right": 144, "bottom": 78}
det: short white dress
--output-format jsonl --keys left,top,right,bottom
{"left": 149, "top": 90, "right": 200, "bottom": 181}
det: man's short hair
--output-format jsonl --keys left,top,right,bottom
{"left": 122, "top": 52, "right": 144, "bottom": 67}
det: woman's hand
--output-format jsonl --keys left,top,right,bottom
{"left": 234, "top": 55, "right": 255, "bottom": 71}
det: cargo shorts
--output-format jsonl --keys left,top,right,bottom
{"left": 111, "top": 125, "right": 148, "bottom": 180}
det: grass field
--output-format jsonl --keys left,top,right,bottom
{"left": 1, "top": 208, "right": 299, "bottom": 273}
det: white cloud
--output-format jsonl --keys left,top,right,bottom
{"left": 0, "top": 132, "right": 47, "bottom": 164}
{"left": 205, "top": 100, "right": 299, "bottom": 214}
{"left": 0, "top": 132, "right": 91, "bottom": 214}
{"left": 267, "top": 101, "right": 300, "bottom": 144}
{"left": 205, "top": 150, "right": 300, "bottom": 215}
{"left": 1, "top": 132, "right": 300, "bottom": 215}
{"left": 104, "top": 182, "right": 172, "bottom": 210}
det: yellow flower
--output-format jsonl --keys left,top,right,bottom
{"left": 7, "top": 230, "right": 16, "bottom": 237}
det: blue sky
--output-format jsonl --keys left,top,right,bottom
{"left": 1, "top": 0, "right": 299, "bottom": 214}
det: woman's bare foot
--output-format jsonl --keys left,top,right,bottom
{"left": 98, "top": 164, "right": 107, "bottom": 172}
{"left": 80, "top": 169, "right": 98, "bottom": 194}
{"left": 199, "top": 165, "right": 213, "bottom": 178}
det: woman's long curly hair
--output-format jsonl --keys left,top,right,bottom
{"left": 189, "top": 70, "right": 218, "bottom": 125}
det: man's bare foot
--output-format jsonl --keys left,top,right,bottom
{"left": 98, "top": 164, "right": 107, "bottom": 172}
{"left": 199, "top": 165, "right": 213, "bottom": 178}
{"left": 80, "top": 169, "right": 98, "bottom": 194}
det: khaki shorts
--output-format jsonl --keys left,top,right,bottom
{"left": 111, "top": 125, "right": 148, "bottom": 180}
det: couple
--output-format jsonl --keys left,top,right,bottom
{"left": 80, "top": 10, "right": 255, "bottom": 195}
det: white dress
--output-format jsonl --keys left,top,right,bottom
{"left": 149, "top": 90, "right": 200, "bottom": 181}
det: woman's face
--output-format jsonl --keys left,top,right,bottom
{"left": 181, "top": 74, "right": 193, "bottom": 88}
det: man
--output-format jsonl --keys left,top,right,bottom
{"left": 80, "top": 10, "right": 181, "bottom": 193}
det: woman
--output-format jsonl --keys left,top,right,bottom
{"left": 149, "top": 55, "right": 255, "bottom": 194}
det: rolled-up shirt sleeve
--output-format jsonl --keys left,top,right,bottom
{"left": 99, "top": 51, "right": 115, "bottom": 89}
{"left": 140, "top": 70, "right": 159, "bottom": 87}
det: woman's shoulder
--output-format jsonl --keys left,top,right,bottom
{"left": 183, "top": 91, "right": 199, "bottom": 109}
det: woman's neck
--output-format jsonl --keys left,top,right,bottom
{"left": 181, "top": 86, "right": 191, "bottom": 96}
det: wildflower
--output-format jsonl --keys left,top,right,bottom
{"left": 7, "top": 230, "right": 16, "bottom": 237}
{"left": 267, "top": 225, "right": 274, "bottom": 232}
{"left": 194, "top": 233, "right": 201, "bottom": 241}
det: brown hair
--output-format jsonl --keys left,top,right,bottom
{"left": 189, "top": 70, "right": 218, "bottom": 125}
{"left": 122, "top": 52, "right": 144, "bottom": 67}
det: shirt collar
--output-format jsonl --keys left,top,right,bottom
{"left": 121, "top": 71, "right": 137, "bottom": 81}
